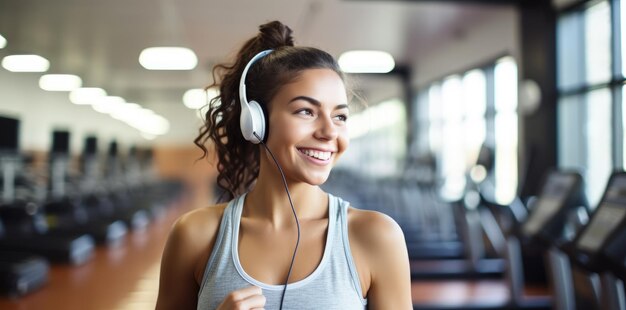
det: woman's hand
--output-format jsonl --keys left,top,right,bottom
{"left": 217, "top": 286, "right": 266, "bottom": 310}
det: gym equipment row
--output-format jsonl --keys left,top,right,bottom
{"left": 325, "top": 146, "right": 507, "bottom": 280}
{"left": 0, "top": 116, "right": 183, "bottom": 298}
{"left": 327, "top": 148, "right": 626, "bottom": 309}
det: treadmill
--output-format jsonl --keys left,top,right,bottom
{"left": 410, "top": 145, "right": 506, "bottom": 279}
{"left": 502, "top": 170, "right": 587, "bottom": 310}
{"left": 566, "top": 171, "right": 626, "bottom": 309}
{"left": 122, "top": 145, "right": 168, "bottom": 221}
{"left": 0, "top": 250, "right": 49, "bottom": 298}
{"left": 0, "top": 183, "right": 95, "bottom": 266}
{"left": 602, "top": 209, "right": 626, "bottom": 310}
{"left": 0, "top": 120, "right": 95, "bottom": 266}
{"left": 99, "top": 141, "right": 151, "bottom": 230}
{"left": 0, "top": 116, "right": 50, "bottom": 298}
{"left": 412, "top": 170, "right": 586, "bottom": 310}
{"left": 43, "top": 131, "right": 128, "bottom": 246}
{"left": 0, "top": 220, "right": 50, "bottom": 298}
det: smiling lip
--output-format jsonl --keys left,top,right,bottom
{"left": 297, "top": 147, "right": 335, "bottom": 165}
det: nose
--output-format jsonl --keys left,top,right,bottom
{"left": 314, "top": 114, "right": 338, "bottom": 140}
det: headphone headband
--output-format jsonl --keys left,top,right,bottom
{"left": 239, "top": 49, "right": 273, "bottom": 144}
{"left": 239, "top": 49, "right": 273, "bottom": 106}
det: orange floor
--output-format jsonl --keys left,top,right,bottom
{"left": 411, "top": 280, "right": 551, "bottom": 307}
{"left": 0, "top": 201, "right": 188, "bottom": 310}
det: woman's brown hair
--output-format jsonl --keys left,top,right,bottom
{"left": 194, "top": 20, "right": 346, "bottom": 201}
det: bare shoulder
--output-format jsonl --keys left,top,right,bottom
{"left": 166, "top": 203, "right": 229, "bottom": 280}
{"left": 172, "top": 202, "right": 228, "bottom": 240}
{"left": 346, "top": 207, "right": 412, "bottom": 309}
{"left": 156, "top": 202, "right": 230, "bottom": 309}
{"left": 347, "top": 207, "right": 406, "bottom": 250}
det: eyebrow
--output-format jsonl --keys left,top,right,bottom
{"left": 288, "top": 96, "right": 349, "bottom": 111}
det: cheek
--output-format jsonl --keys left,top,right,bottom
{"left": 337, "top": 128, "right": 350, "bottom": 155}
{"left": 267, "top": 116, "right": 302, "bottom": 145}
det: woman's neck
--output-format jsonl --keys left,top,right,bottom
{"left": 244, "top": 166, "right": 328, "bottom": 228}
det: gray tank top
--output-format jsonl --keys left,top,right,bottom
{"left": 197, "top": 193, "right": 367, "bottom": 309}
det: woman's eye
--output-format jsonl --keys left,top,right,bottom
{"left": 335, "top": 114, "right": 348, "bottom": 122}
{"left": 296, "top": 109, "right": 314, "bottom": 116}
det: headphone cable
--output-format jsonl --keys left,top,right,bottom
{"left": 254, "top": 132, "right": 301, "bottom": 310}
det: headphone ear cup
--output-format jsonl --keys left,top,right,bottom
{"left": 244, "top": 100, "right": 266, "bottom": 144}
{"left": 238, "top": 50, "right": 272, "bottom": 144}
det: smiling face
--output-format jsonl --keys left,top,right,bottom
{"left": 263, "top": 68, "right": 349, "bottom": 185}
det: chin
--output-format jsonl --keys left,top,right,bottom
{"left": 302, "top": 173, "right": 331, "bottom": 186}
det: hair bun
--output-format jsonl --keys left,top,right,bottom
{"left": 258, "top": 21, "right": 294, "bottom": 49}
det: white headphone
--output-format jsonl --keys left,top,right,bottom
{"left": 239, "top": 49, "right": 273, "bottom": 144}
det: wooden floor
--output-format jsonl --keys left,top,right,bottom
{"left": 0, "top": 200, "right": 552, "bottom": 310}
{"left": 411, "top": 280, "right": 551, "bottom": 309}
{"left": 0, "top": 201, "right": 189, "bottom": 310}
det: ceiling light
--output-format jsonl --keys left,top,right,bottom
{"left": 338, "top": 50, "right": 395, "bottom": 73}
{"left": 183, "top": 87, "right": 218, "bottom": 109}
{"left": 69, "top": 87, "right": 107, "bottom": 105}
{"left": 39, "top": 74, "right": 82, "bottom": 91}
{"left": 0, "top": 34, "right": 6, "bottom": 49}
{"left": 139, "top": 47, "right": 197, "bottom": 70}
{"left": 141, "top": 132, "right": 156, "bottom": 140}
{"left": 2, "top": 54, "right": 49, "bottom": 72}
{"left": 129, "top": 112, "right": 170, "bottom": 136}
{"left": 111, "top": 102, "right": 142, "bottom": 121}
{"left": 111, "top": 102, "right": 140, "bottom": 116}
{"left": 92, "top": 96, "right": 125, "bottom": 114}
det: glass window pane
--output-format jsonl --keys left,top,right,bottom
{"left": 462, "top": 69, "right": 487, "bottom": 167}
{"left": 463, "top": 69, "right": 487, "bottom": 117}
{"left": 493, "top": 56, "right": 518, "bottom": 204}
{"left": 494, "top": 112, "right": 518, "bottom": 204}
{"left": 442, "top": 76, "right": 463, "bottom": 120}
{"left": 342, "top": 99, "right": 406, "bottom": 177}
{"left": 586, "top": 88, "right": 612, "bottom": 206}
{"left": 558, "top": 12, "right": 584, "bottom": 90}
{"left": 622, "top": 0, "right": 626, "bottom": 77}
{"left": 428, "top": 84, "right": 443, "bottom": 153}
{"left": 464, "top": 118, "right": 486, "bottom": 167}
{"left": 558, "top": 95, "right": 585, "bottom": 169}
{"left": 585, "top": 0, "right": 612, "bottom": 84}
{"left": 494, "top": 56, "right": 518, "bottom": 112}
{"left": 623, "top": 86, "right": 626, "bottom": 166}
{"left": 441, "top": 76, "right": 465, "bottom": 200}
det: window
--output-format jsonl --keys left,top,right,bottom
{"left": 585, "top": 1, "right": 612, "bottom": 84}
{"left": 494, "top": 57, "right": 519, "bottom": 204}
{"left": 440, "top": 76, "right": 466, "bottom": 199}
{"left": 341, "top": 98, "right": 407, "bottom": 177}
{"left": 556, "top": 0, "right": 616, "bottom": 206}
{"left": 415, "top": 57, "right": 517, "bottom": 204}
{"left": 586, "top": 88, "right": 613, "bottom": 203}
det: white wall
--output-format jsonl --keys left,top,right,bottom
{"left": 0, "top": 69, "right": 201, "bottom": 154}
{"left": 0, "top": 70, "right": 140, "bottom": 154}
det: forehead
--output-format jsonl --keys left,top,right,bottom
{"left": 272, "top": 69, "right": 347, "bottom": 105}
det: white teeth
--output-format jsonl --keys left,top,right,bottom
{"left": 300, "top": 149, "right": 331, "bottom": 160}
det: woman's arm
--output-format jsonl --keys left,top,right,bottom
{"left": 155, "top": 206, "right": 225, "bottom": 310}
{"left": 349, "top": 209, "right": 412, "bottom": 309}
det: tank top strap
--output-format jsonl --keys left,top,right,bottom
{"left": 333, "top": 194, "right": 367, "bottom": 302}
{"left": 196, "top": 195, "right": 244, "bottom": 296}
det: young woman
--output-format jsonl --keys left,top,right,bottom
{"left": 156, "top": 20, "right": 411, "bottom": 310}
